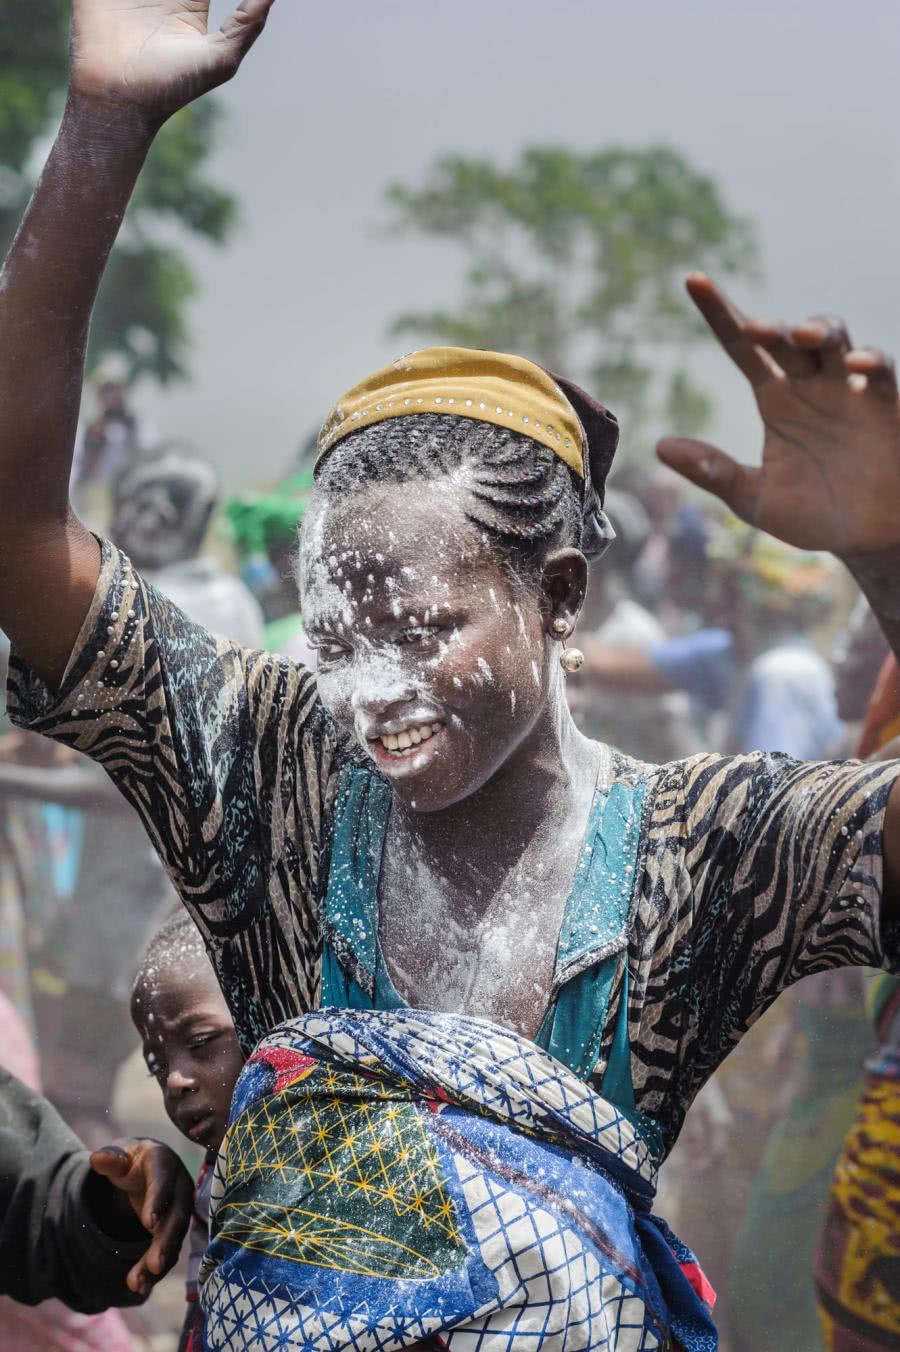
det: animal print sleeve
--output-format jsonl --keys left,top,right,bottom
{"left": 6, "top": 540, "right": 336, "bottom": 1046}
{"left": 667, "top": 751, "right": 899, "bottom": 1108}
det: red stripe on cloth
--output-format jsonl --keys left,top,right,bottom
{"left": 680, "top": 1261, "right": 717, "bottom": 1310}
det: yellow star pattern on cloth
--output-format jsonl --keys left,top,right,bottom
{"left": 216, "top": 1066, "right": 466, "bottom": 1280}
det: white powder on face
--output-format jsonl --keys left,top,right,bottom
{"left": 298, "top": 505, "right": 356, "bottom": 630}
{"left": 316, "top": 633, "right": 438, "bottom": 740}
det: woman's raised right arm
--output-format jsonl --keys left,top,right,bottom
{"left": 0, "top": 0, "right": 276, "bottom": 688}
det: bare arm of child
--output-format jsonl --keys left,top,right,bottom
{"left": 658, "top": 274, "right": 900, "bottom": 909}
{"left": 0, "top": 0, "right": 276, "bottom": 690}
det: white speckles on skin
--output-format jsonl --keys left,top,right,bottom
{"left": 299, "top": 506, "right": 356, "bottom": 630}
{"left": 531, "top": 660, "right": 540, "bottom": 687}
{"left": 476, "top": 656, "right": 494, "bottom": 682}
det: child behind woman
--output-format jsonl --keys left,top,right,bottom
{"left": 131, "top": 914, "right": 244, "bottom": 1352}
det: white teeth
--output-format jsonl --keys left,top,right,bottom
{"left": 378, "top": 722, "right": 443, "bottom": 754}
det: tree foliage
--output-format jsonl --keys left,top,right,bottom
{"left": 0, "top": 0, "right": 237, "bottom": 383}
{"left": 384, "top": 146, "right": 759, "bottom": 440}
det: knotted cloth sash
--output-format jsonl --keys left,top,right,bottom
{"left": 201, "top": 1009, "right": 716, "bottom": 1350}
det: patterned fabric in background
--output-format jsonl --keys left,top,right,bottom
{"left": 201, "top": 1009, "right": 717, "bottom": 1350}
{"left": 815, "top": 1071, "right": 900, "bottom": 1350}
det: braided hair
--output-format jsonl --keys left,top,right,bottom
{"left": 132, "top": 910, "right": 209, "bottom": 997}
{"left": 314, "top": 415, "right": 584, "bottom": 576}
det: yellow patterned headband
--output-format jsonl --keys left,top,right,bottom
{"left": 316, "top": 347, "right": 586, "bottom": 478}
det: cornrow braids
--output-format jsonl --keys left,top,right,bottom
{"left": 315, "top": 415, "right": 584, "bottom": 575}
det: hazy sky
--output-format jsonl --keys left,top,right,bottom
{"left": 133, "top": 0, "right": 900, "bottom": 492}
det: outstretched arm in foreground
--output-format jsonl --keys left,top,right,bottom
{"left": 0, "top": 1069, "right": 192, "bottom": 1308}
{"left": 0, "top": 0, "right": 276, "bottom": 689}
{"left": 658, "top": 275, "right": 900, "bottom": 907}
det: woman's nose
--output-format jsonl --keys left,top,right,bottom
{"left": 351, "top": 682, "right": 417, "bottom": 715}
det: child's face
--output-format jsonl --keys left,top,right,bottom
{"left": 132, "top": 962, "right": 244, "bottom": 1153}
{"left": 300, "top": 480, "right": 560, "bottom": 813}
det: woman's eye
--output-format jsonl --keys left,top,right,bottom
{"left": 314, "top": 640, "right": 350, "bottom": 666}
{"left": 146, "top": 1061, "right": 166, "bottom": 1082}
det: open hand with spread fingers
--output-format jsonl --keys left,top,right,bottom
{"left": 657, "top": 275, "right": 900, "bottom": 559}
{"left": 70, "top": 0, "right": 277, "bottom": 122}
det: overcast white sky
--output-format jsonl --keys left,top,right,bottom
{"left": 134, "top": 0, "right": 900, "bottom": 491}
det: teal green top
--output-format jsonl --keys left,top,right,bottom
{"left": 320, "top": 764, "right": 664, "bottom": 1161}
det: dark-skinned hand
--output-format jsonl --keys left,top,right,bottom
{"left": 70, "top": 0, "right": 278, "bottom": 124}
{"left": 658, "top": 274, "right": 900, "bottom": 559}
{"left": 89, "top": 1137, "right": 194, "bottom": 1297}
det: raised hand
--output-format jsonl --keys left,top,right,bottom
{"left": 657, "top": 275, "right": 900, "bottom": 558}
{"left": 70, "top": 0, "right": 277, "bottom": 121}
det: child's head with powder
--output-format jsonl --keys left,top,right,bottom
{"left": 131, "top": 913, "right": 244, "bottom": 1154}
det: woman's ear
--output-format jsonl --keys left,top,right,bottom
{"left": 541, "top": 548, "right": 588, "bottom": 637}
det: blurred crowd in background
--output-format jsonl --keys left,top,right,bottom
{"left": 0, "top": 374, "right": 897, "bottom": 1351}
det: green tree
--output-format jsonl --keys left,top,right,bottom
{"left": 0, "top": 0, "right": 237, "bottom": 383}
{"left": 384, "top": 146, "right": 759, "bottom": 441}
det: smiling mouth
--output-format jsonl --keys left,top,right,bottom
{"left": 372, "top": 721, "right": 444, "bottom": 756}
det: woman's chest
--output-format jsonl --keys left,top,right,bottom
{"left": 377, "top": 847, "right": 574, "bottom": 1039}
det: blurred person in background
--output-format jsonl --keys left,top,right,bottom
{"left": 568, "top": 485, "right": 701, "bottom": 763}
{"left": 620, "top": 466, "right": 684, "bottom": 613}
{"left": 832, "top": 597, "right": 891, "bottom": 743}
{"left": 72, "top": 367, "right": 159, "bottom": 532}
{"left": 111, "top": 444, "right": 267, "bottom": 648}
{"left": 0, "top": 734, "right": 171, "bottom": 1148}
{"left": 226, "top": 464, "right": 318, "bottom": 665}
{"left": 580, "top": 517, "right": 844, "bottom": 760}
